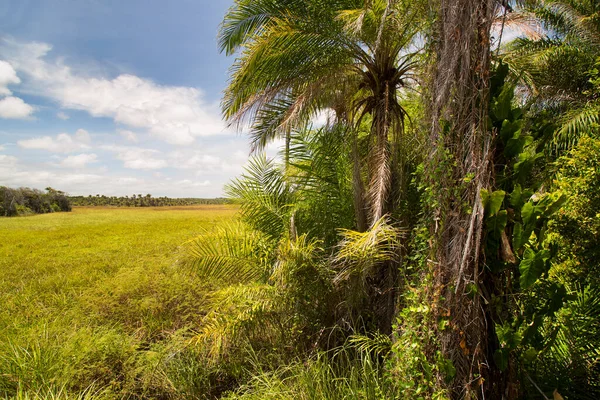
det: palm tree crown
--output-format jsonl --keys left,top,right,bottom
{"left": 219, "top": 0, "right": 425, "bottom": 225}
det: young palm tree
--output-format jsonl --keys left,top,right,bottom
{"left": 219, "top": 0, "right": 425, "bottom": 227}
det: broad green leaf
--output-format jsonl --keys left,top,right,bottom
{"left": 509, "top": 184, "right": 523, "bottom": 209}
{"left": 519, "top": 248, "right": 551, "bottom": 289}
{"left": 542, "top": 193, "right": 567, "bottom": 217}
{"left": 504, "top": 134, "right": 533, "bottom": 159}
{"left": 494, "top": 348, "right": 510, "bottom": 371}
{"left": 500, "top": 119, "right": 522, "bottom": 143}
{"left": 511, "top": 107, "right": 523, "bottom": 121}
{"left": 509, "top": 185, "right": 533, "bottom": 212}
{"left": 521, "top": 202, "right": 536, "bottom": 227}
{"left": 480, "top": 189, "right": 490, "bottom": 211}
{"left": 513, "top": 222, "right": 526, "bottom": 251}
{"left": 496, "top": 323, "right": 523, "bottom": 349}
{"left": 514, "top": 150, "right": 543, "bottom": 183}
{"left": 523, "top": 348, "right": 538, "bottom": 363}
{"left": 491, "top": 85, "right": 515, "bottom": 122}
{"left": 483, "top": 190, "right": 506, "bottom": 217}
{"left": 487, "top": 210, "right": 508, "bottom": 237}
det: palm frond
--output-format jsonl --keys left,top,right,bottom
{"left": 333, "top": 217, "right": 402, "bottom": 284}
{"left": 538, "top": 284, "right": 600, "bottom": 398}
{"left": 270, "top": 234, "right": 327, "bottom": 289}
{"left": 225, "top": 155, "right": 292, "bottom": 240}
{"left": 287, "top": 126, "right": 356, "bottom": 244}
{"left": 554, "top": 103, "right": 600, "bottom": 150}
{"left": 347, "top": 332, "right": 393, "bottom": 357}
{"left": 183, "top": 222, "right": 273, "bottom": 284}
{"left": 218, "top": 0, "right": 300, "bottom": 55}
{"left": 194, "top": 283, "right": 281, "bottom": 360}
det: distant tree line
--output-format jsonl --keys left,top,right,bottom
{"left": 0, "top": 187, "right": 72, "bottom": 217}
{"left": 68, "top": 194, "right": 230, "bottom": 207}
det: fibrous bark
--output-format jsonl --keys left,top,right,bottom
{"left": 426, "top": 0, "right": 502, "bottom": 397}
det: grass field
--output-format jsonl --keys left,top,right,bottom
{"left": 0, "top": 206, "right": 238, "bottom": 399}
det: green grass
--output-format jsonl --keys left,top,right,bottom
{"left": 0, "top": 206, "right": 237, "bottom": 398}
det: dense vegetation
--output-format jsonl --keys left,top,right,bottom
{"left": 3, "top": 0, "right": 600, "bottom": 398}
{"left": 69, "top": 194, "right": 229, "bottom": 207}
{"left": 0, "top": 186, "right": 71, "bottom": 217}
{"left": 176, "top": 0, "right": 599, "bottom": 398}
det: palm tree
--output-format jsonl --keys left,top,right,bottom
{"left": 504, "top": 0, "right": 600, "bottom": 149}
{"left": 219, "top": 0, "right": 425, "bottom": 227}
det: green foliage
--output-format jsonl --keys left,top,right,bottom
{"left": 522, "top": 285, "right": 600, "bottom": 399}
{"left": 481, "top": 63, "right": 599, "bottom": 398}
{"left": 184, "top": 223, "right": 274, "bottom": 284}
{"left": 5, "top": 0, "right": 600, "bottom": 398}
{"left": 0, "top": 186, "right": 71, "bottom": 217}
{"left": 69, "top": 193, "right": 229, "bottom": 207}
{"left": 226, "top": 156, "right": 292, "bottom": 241}
{"left": 223, "top": 344, "right": 398, "bottom": 400}
{"left": 288, "top": 127, "right": 355, "bottom": 246}
{"left": 550, "top": 137, "right": 600, "bottom": 285}
{"left": 334, "top": 218, "right": 402, "bottom": 285}
{"left": 220, "top": 0, "right": 427, "bottom": 224}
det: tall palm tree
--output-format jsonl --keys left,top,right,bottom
{"left": 219, "top": 0, "right": 425, "bottom": 227}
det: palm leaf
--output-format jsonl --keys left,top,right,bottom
{"left": 194, "top": 283, "right": 282, "bottom": 360}
{"left": 333, "top": 217, "right": 402, "bottom": 284}
{"left": 183, "top": 222, "right": 273, "bottom": 284}
{"left": 554, "top": 103, "right": 600, "bottom": 150}
{"left": 225, "top": 155, "right": 292, "bottom": 240}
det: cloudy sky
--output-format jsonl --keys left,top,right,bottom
{"left": 0, "top": 0, "right": 278, "bottom": 197}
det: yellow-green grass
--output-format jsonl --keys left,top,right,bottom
{"left": 0, "top": 206, "right": 237, "bottom": 398}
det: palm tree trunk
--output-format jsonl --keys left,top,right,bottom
{"left": 284, "top": 129, "right": 297, "bottom": 240}
{"left": 352, "top": 128, "right": 368, "bottom": 232}
{"left": 368, "top": 82, "right": 393, "bottom": 226}
{"left": 426, "top": 0, "right": 500, "bottom": 397}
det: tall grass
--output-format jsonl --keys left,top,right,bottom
{"left": 224, "top": 346, "right": 397, "bottom": 400}
{"left": 0, "top": 206, "right": 237, "bottom": 398}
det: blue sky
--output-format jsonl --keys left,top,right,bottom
{"left": 0, "top": 0, "right": 279, "bottom": 197}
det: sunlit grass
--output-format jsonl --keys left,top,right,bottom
{"left": 0, "top": 206, "right": 237, "bottom": 398}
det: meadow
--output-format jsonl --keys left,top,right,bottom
{"left": 0, "top": 206, "right": 237, "bottom": 399}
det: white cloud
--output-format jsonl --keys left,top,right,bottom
{"left": 176, "top": 179, "right": 211, "bottom": 187}
{"left": 0, "top": 153, "right": 219, "bottom": 197}
{"left": 74, "top": 128, "right": 91, "bottom": 144}
{"left": 0, "top": 145, "right": 4, "bottom": 151}
{"left": 58, "top": 153, "right": 98, "bottom": 168}
{"left": 0, "top": 60, "right": 36, "bottom": 118}
{"left": 0, "top": 38, "right": 228, "bottom": 145}
{"left": 56, "top": 111, "right": 69, "bottom": 120}
{"left": 0, "top": 60, "right": 20, "bottom": 96}
{"left": 0, "top": 154, "right": 19, "bottom": 177}
{"left": 108, "top": 146, "right": 167, "bottom": 170}
{"left": 0, "top": 154, "right": 17, "bottom": 166}
{"left": 171, "top": 151, "right": 221, "bottom": 170}
{"left": 18, "top": 129, "right": 91, "bottom": 153}
{"left": 168, "top": 147, "right": 248, "bottom": 175}
{"left": 312, "top": 109, "right": 335, "bottom": 127}
{"left": 118, "top": 129, "right": 138, "bottom": 143}
{"left": 0, "top": 96, "right": 34, "bottom": 119}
